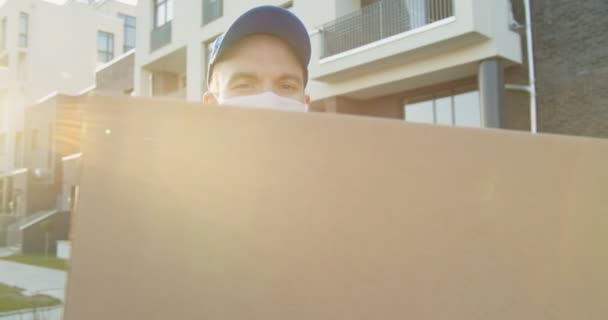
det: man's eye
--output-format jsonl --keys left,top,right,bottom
{"left": 233, "top": 83, "right": 251, "bottom": 89}
{"left": 281, "top": 83, "right": 295, "bottom": 90}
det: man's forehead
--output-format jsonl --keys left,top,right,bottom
{"left": 220, "top": 34, "right": 299, "bottom": 60}
{"left": 213, "top": 35, "right": 306, "bottom": 82}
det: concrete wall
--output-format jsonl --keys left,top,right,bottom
{"left": 96, "top": 50, "right": 135, "bottom": 93}
{"left": 22, "top": 210, "right": 70, "bottom": 254}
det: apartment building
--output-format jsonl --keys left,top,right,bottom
{"left": 0, "top": 0, "right": 136, "bottom": 217}
{"left": 2, "top": 45, "right": 136, "bottom": 252}
{"left": 135, "top": 1, "right": 520, "bottom": 126}
{"left": 134, "top": 0, "right": 608, "bottom": 139}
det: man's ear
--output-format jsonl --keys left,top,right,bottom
{"left": 203, "top": 91, "right": 219, "bottom": 105}
{"left": 305, "top": 94, "right": 311, "bottom": 105}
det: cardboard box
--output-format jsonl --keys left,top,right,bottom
{"left": 65, "top": 95, "right": 608, "bottom": 319}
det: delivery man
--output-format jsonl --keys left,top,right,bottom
{"left": 202, "top": 5, "right": 311, "bottom": 112}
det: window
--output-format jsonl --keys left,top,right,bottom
{"left": 203, "top": 0, "right": 223, "bottom": 25}
{"left": 118, "top": 13, "right": 136, "bottom": 52}
{"left": 404, "top": 91, "right": 481, "bottom": 128}
{"left": 97, "top": 31, "right": 114, "bottom": 62}
{"left": 154, "top": 0, "right": 173, "bottom": 28}
{"left": 453, "top": 92, "right": 482, "bottom": 127}
{"left": 18, "top": 13, "right": 28, "bottom": 48}
{"left": 1, "top": 18, "right": 6, "bottom": 50}
{"left": 150, "top": 1, "right": 172, "bottom": 51}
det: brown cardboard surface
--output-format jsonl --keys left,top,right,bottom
{"left": 65, "top": 94, "right": 608, "bottom": 320}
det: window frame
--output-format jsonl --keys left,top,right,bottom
{"left": 118, "top": 13, "right": 136, "bottom": 52}
{"left": 154, "top": 0, "right": 173, "bottom": 28}
{"left": 403, "top": 89, "right": 482, "bottom": 128}
{"left": 202, "top": 0, "right": 223, "bottom": 26}
{"left": 97, "top": 30, "right": 115, "bottom": 63}
{"left": 18, "top": 12, "right": 28, "bottom": 48}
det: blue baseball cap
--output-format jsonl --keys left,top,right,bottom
{"left": 206, "top": 5, "right": 311, "bottom": 87}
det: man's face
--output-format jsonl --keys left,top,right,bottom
{"left": 204, "top": 34, "right": 310, "bottom": 105}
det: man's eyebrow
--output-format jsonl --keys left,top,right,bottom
{"left": 226, "top": 72, "right": 259, "bottom": 82}
{"left": 278, "top": 73, "right": 304, "bottom": 85}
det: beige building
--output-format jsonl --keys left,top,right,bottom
{"left": 0, "top": 0, "right": 136, "bottom": 182}
{"left": 134, "top": 0, "right": 524, "bottom": 129}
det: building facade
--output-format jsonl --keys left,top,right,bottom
{"left": 134, "top": 0, "right": 521, "bottom": 127}
{"left": 134, "top": 0, "right": 608, "bottom": 139}
{"left": 0, "top": 0, "right": 136, "bottom": 218}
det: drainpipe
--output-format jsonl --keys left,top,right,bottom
{"left": 506, "top": 0, "right": 537, "bottom": 133}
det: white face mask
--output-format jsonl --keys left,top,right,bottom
{"left": 217, "top": 91, "right": 308, "bottom": 112}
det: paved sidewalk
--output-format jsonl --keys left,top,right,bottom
{"left": 0, "top": 257, "right": 67, "bottom": 319}
{"left": 0, "top": 259, "right": 67, "bottom": 301}
{"left": 0, "top": 247, "right": 17, "bottom": 258}
{"left": 0, "top": 306, "right": 63, "bottom": 320}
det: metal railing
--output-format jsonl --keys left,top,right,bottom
{"left": 150, "top": 21, "right": 172, "bottom": 52}
{"left": 320, "top": 0, "right": 454, "bottom": 58}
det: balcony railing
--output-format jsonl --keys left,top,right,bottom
{"left": 320, "top": 0, "right": 454, "bottom": 58}
{"left": 150, "top": 21, "right": 172, "bottom": 52}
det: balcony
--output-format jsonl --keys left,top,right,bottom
{"left": 150, "top": 21, "right": 172, "bottom": 52}
{"left": 308, "top": 0, "right": 522, "bottom": 88}
{"left": 320, "top": 0, "right": 454, "bottom": 59}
